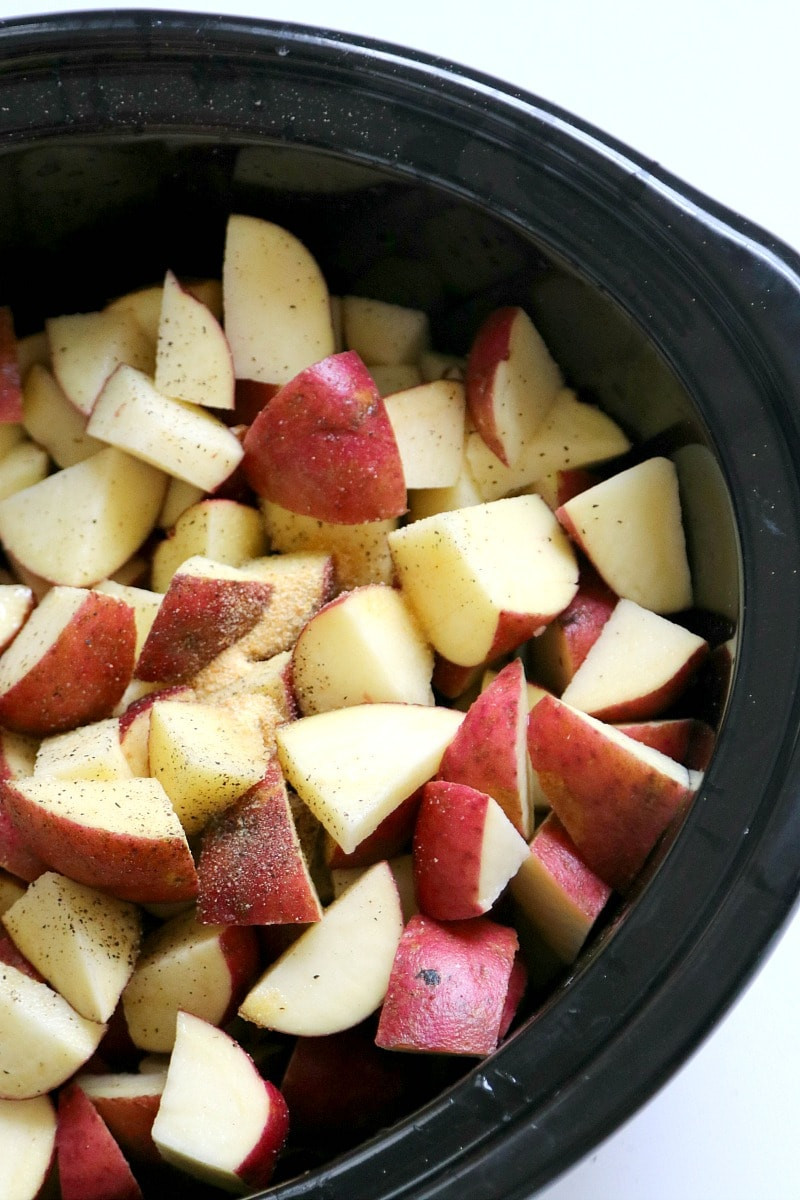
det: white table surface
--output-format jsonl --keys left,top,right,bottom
{"left": 2, "top": 3, "right": 800, "bottom": 1198}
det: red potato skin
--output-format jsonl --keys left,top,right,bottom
{"left": 0, "top": 592, "right": 136, "bottom": 736}
{"left": 197, "top": 764, "right": 322, "bottom": 926}
{"left": 237, "top": 1079, "right": 290, "bottom": 1191}
{"left": 215, "top": 924, "right": 263, "bottom": 1025}
{"left": 464, "top": 306, "right": 517, "bottom": 465}
{"left": 117, "top": 684, "right": 194, "bottom": 742}
{"left": 497, "top": 950, "right": 528, "bottom": 1040}
{"left": 539, "top": 468, "right": 600, "bottom": 511}
{"left": 615, "top": 717, "right": 716, "bottom": 771}
{"left": 134, "top": 574, "right": 273, "bottom": 684}
{"left": 56, "top": 1083, "right": 143, "bottom": 1200}
{"left": 529, "top": 564, "right": 617, "bottom": 693}
{"left": 375, "top": 913, "right": 519, "bottom": 1056}
{"left": 431, "top": 655, "right": 484, "bottom": 702}
{"left": 0, "top": 795, "right": 49, "bottom": 881}
{"left": 84, "top": 1084, "right": 163, "bottom": 1166}
{"left": 527, "top": 694, "right": 696, "bottom": 891}
{"left": 529, "top": 813, "right": 612, "bottom": 922}
{"left": 242, "top": 350, "right": 407, "bottom": 524}
{"left": 413, "top": 781, "right": 493, "bottom": 920}
{"left": 2, "top": 784, "right": 199, "bottom": 904}
{"left": 0, "top": 305, "right": 23, "bottom": 423}
{"left": 437, "top": 659, "right": 528, "bottom": 834}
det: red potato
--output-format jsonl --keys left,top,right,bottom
{"left": 0, "top": 1093, "right": 57, "bottom": 1200}
{"left": 527, "top": 694, "right": 701, "bottom": 891}
{"left": 222, "top": 212, "right": 336, "bottom": 386}
{"left": 413, "top": 781, "right": 529, "bottom": 921}
{"left": 388, "top": 493, "right": 579, "bottom": 668}
{"left": 437, "top": 658, "right": 533, "bottom": 837}
{"left": 116, "top": 684, "right": 195, "bottom": 778}
{"left": 154, "top": 269, "right": 235, "bottom": 411}
{"left": 1, "top": 777, "right": 199, "bottom": 905}
{"left": 276, "top": 702, "right": 464, "bottom": 856}
{"left": 242, "top": 350, "right": 407, "bottom": 524}
{"left": 534, "top": 466, "right": 600, "bottom": 510}
{"left": 280, "top": 1020, "right": 419, "bottom": 1147}
{"left": 615, "top": 716, "right": 716, "bottom": 771}
{"left": 527, "top": 563, "right": 617, "bottom": 694}
{"left": 151, "top": 1011, "right": 289, "bottom": 1193}
{"left": 0, "top": 447, "right": 167, "bottom": 589}
{"left": 122, "top": 908, "right": 260, "bottom": 1053}
{"left": 1, "top": 871, "right": 141, "bottom": 1025}
{"left": 150, "top": 496, "right": 268, "bottom": 592}
{"left": 0, "top": 963, "right": 106, "bottom": 1100}
{"left": 324, "top": 788, "right": 423, "bottom": 870}
{"left": 77, "top": 1069, "right": 166, "bottom": 1166}
{"left": 291, "top": 582, "right": 434, "bottom": 715}
{"left": 56, "top": 1082, "right": 143, "bottom": 1200}
{"left": 197, "top": 762, "right": 323, "bottom": 926}
{"left": 0, "top": 306, "right": 24, "bottom": 424}
{"left": 0, "top": 729, "right": 48, "bottom": 881}
{"left": 46, "top": 308, "right": 153, "bottom": 417}
{"left": 376, "top": 913, "right": 520, "bottom": 1056}
{"left": 134, "top": 557, "right": 274, "bottom": 684}
{"left": 465, "top": 305, "right": 562, "bottom": 466}
{"left": 559, "top": 598, "right": 709, "bottom": 722}
{"left": 510, "top": 813, "right": 612, "bottom": 963}
{"left": 0, "top": 587, "right": 136, "bottom": 737}
{"left": 556, "top": 455, "right": 693, "bottom": 614}
{"left": 239, "top": 861, "right": 404, "bottom": 1038}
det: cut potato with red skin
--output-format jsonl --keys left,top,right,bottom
{"left": 0, "top": 447, "right": 167, "bottom": 589}
{"left": 291, "top": 582, "right": 434, "bottom": 715}
{"left": 0, "top": 963, "right": 106, "bottom": 1100}
{"left": 388, "top": 494, "right": 579, "bottom": 668}
{"left": 556, "top": 456, "right": 693, "bottom": 614}
{"left": 376, "top": 913, "right": 520, "bottom": 1056}
{"left": 276, "top": 702, "right": 464, "bottom": 855}
{"left": 510, "top": 813, "right": 612, "bottom": 963}
{"left": 527, "top": 694, "right": 701, "bottom": 891}
{"left": 0, "top": 587, "right": 136, "bottom": 737}
{"left": 0, "top": 730, "right": 47, "bottom": 881}
{"left": 615, "top": 716, "right": 717, "bottom": 771}
{"left": 559, "top": 599, "right": 709, "bottom": 723}
{"left": 151, "top": 1011, "right": 290, "bottom": 1193}
{"left": 413, "top": 780, "right": 529, "bottom": 921}
{"left": 76, "top": 1069, "right": 166, "bottom": 1166}
{"left": 465, "top": 305, "right": 562, "bottom": 467}
{"left": 134, "top": 558, "right": 274, "bottom": 685}
{"left": 1, "top": 777, "right": 199, "bottom": 904}
{"left": 0, "top": 307, "right": 23, "bottom": 425}
{"left": 243, "top": 350, "right": 407, "bottom": 524}
{"left": 154, "top": 269, "right": 235, "bottom": 411}
{"left": 197, "top": 762, "right": 323, "bottom": 926}
{"left": 239, "top": 861, "right": 403, "bottom": 1037}
{"left": 1, "top": 871, "right": 141, "bottom": 1025}
{"left": 122, "top": 909, "right": 260, "bottom": 1053}
{"left": 527, "top": 563, "right": 617, "bottom": 694}
{"left": 56, "top": 1082, "right": 143, "bottom": 1200}
{"left": 222, "top": 212, "right": 336, "bottom": 386}
{"left": 437, "top": 658, "right": 533, "bottom": 838}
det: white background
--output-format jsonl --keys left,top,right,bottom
{"left": 2, "top": 2, "right": 800, "bottom": 1198}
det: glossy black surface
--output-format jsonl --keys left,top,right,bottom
{"left": 1, "top": 11, "right": 800, "bottom": 1198}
